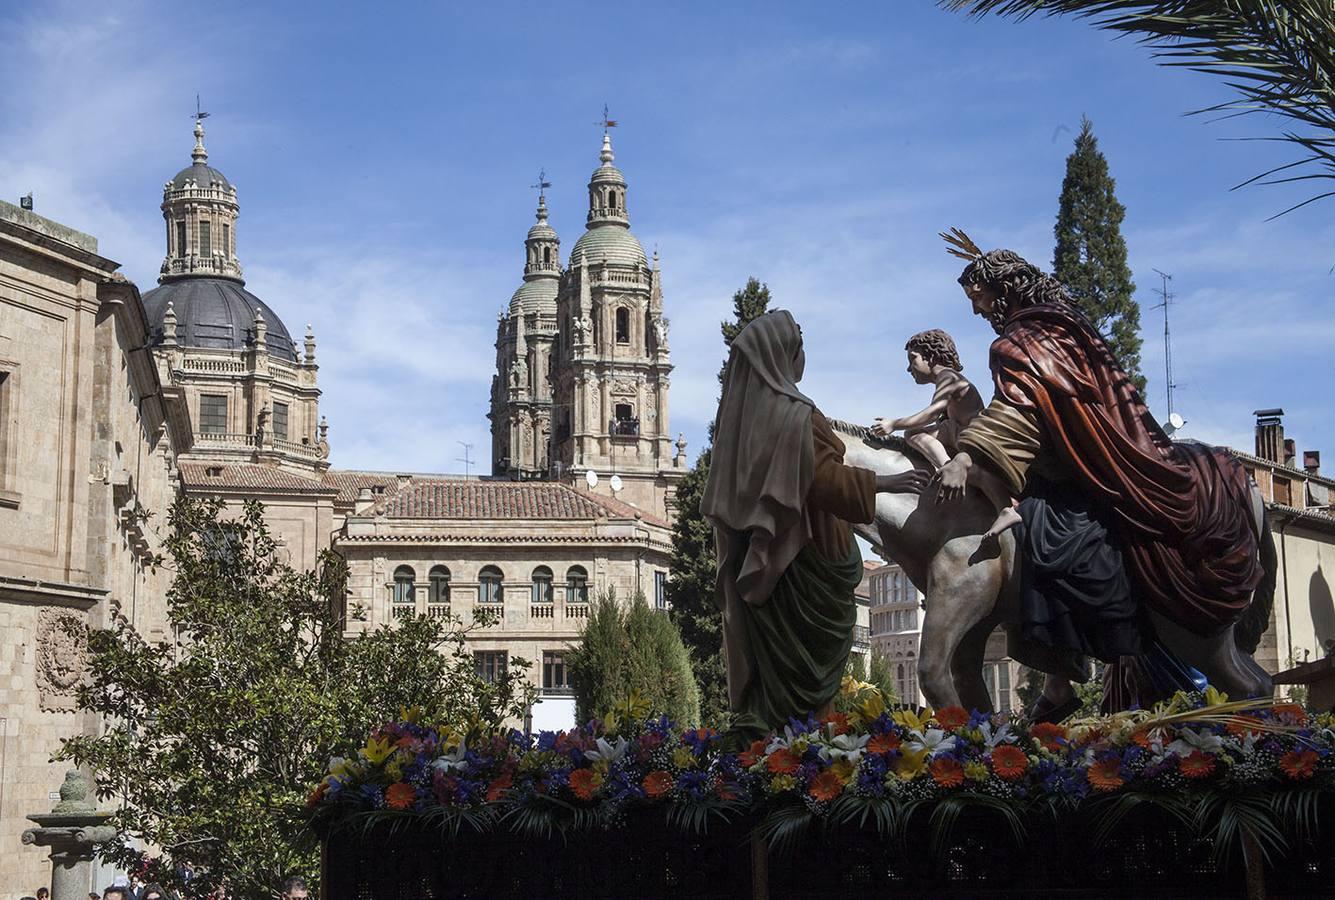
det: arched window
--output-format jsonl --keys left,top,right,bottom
{"left": 531, "top": 565, "right": 554, "bottom": 604}
{"left": 608, "top": 190, "right": 618, "bottom": 210}
{"left": 429, "top": 565, "right": 451, "bottom": 605}
{"left": 566, "top": 565, "right": 589, "bottom": 603}
{"left": 479, "top": 565, "right": 504, "bottom": 604}
{"left": 392, "top": 565, "right": 416, "bottom": 607}
{"left": 543, "top": 246, "right": 551, "bottom": 264}
{"left": 615, "top": 307, "right": 630, "bottom": 343}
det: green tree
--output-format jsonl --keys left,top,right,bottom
{"left": 568, "top": 590, "right": 701, "bottom": 726}
{"left": 941, "top": 1, "right": 1335, "bottom": 217}
{"left": 867, "top": 649, "right": 901, "bottom": 705}
{"left": 1053, "top": 117, "right": 1144, "bottom": 392}
{"left": 60, "top": 498, "right": 534, "bottom": 898}
{"left": 667, "top": 278, "right": 773, "bottom": 726}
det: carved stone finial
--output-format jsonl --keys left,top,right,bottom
{"left": 53, "top": 769, "right": 94, "bottom": 814}
{"left": 304, "top": 323, "right": 316, "bottom": 364}
{"left": 162, "top": 301, "right": 178, "bottom": 346}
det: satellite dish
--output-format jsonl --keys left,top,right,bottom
{"left": 585, "top": 470, "right": 599, "bottom": 488}
{"left": 1163, "top": 413, "right": 1187, "bottom": 436}
{"left": 609, "top": 474, "right": 623, "bottom": 493}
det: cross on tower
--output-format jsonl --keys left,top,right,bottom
{"left": 596, "top": 103, "right": 618, "bottom": 133}
{"left": 194, "top": 93, "right": 210, "bottom": 123}
{"left": 531, "top": 168, "right": 552, "bottom": 200}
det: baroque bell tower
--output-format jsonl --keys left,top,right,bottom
{"left": 552, "top": 130, "right": 687, "bottom": 518}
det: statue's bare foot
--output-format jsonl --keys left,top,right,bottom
{"left": 983, "top": 506, "right": 1022, "bottom": 540}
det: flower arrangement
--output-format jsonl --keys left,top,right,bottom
{"left": 307, "top": 681, "right": 1335, "bottom": 861}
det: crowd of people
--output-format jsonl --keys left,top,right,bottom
{"left": 21, "top": 875, "right": 309, "bottom": 900}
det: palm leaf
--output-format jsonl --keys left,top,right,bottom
{"left": 756, "top": 800, "right": 816, "bottom": 855}
{"left": 937, "top": 0, "right": 1335, "bottom": 215}
{"left": 1194, "top": 790, "right": 1289, "bottom": 869}
{"left": 1083, "top": 790, "right": 1193, "bottom": 848}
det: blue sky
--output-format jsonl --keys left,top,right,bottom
{"left": 3, "top": 1, "right": 1332, "bottom": 475}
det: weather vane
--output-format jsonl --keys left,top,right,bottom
{"left": 531, "top": 168, "right": 552, "bottom": 200}
{"left": 194, "top": 94, "right": 210, "bottom": 123}
{"left": 596, "top": 103, "right": 618, "bottom": 133}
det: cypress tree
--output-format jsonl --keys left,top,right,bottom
{"left": 667, "top": 278, "right": 773, "bottom": 727}
{"left": 1053, "top": 117, "right": 1145, "bottom": 394}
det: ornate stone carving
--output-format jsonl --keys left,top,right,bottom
{"left": 36, "top": 609, "right": 88, "bottom": 713}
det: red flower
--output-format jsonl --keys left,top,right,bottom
{"left": 930, "top": 757, "right": 965, "bottom": 788}
{"left": 1273, "top": 704, "right": 1309, "bottom": 726}
{"left": 990, "top": 744, "right": 1028, "bottom": 780}
{"left": 821, "top": 712, "right": 851, "bottom": 736}
{"left": 486, "top": 773, "right": 513, "bottom": 802}
{"left": 1031, "top": 722, "right": 1068, "bottom": 752}
{"left": 642, "top": 770, "right": 672, "bottom": 799}
{"left": 767, "top": 747, "right": 801, "bottom": 775}
{"left": 1280, "top": 749, "right": 1319, "bottom": 780}
{"left": 1087, "top": 758, "right": 1124, "bottom": 792}
{"left": 1179, "top": 751, "right": 1216, "bottom": 779}
{"left": 715, "top": 776, "right": 739, "bottom": 802}
{"left": 1226, "top": 715, "right": 1263, "bottom": 738}
{"left": 934, "top": 706, "right": 969, "bottom": 730}
{"left": 385, "top": 782, "right": 416, "bottom": 810}
{"left": 569, "top": 768, "right": 598, "bottom": 801}
{"left": 738, "top": 739, "right": 768, "bottom": 768}
{"left": 867, "top": 732, "right": 902, "bottom": 755}
{"left": 306, "top": 783, "right": 328, "bottom": 808}
{"left": 809, "top": 770, "right": 844, "bottom": 802}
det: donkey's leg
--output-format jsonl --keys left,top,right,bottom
{"left": 950, "top": 619, "right": 996, "bottom": 713}
{"left": 1148, "top": 610, "right": 1272, "bottom": 699}
{"left": 918, "top": 538, "right": 1002, "bottom": 708}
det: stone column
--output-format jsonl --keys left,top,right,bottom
{"left": 22, "top": 770, "right": 116, "bottom": 900}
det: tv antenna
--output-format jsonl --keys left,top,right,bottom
{"left": 456, "top": 441, "right": 475, "bottom": 477}
{"left": 531, "top": 168, "right": 552, "bottom": 201}
{"left": 1151, "top": 268, "right": 1177, "bottom": 417}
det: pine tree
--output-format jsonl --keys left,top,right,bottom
{"left": 1053, "top": 117, "right": 1145, "bottom": 394}
{"left": 568, "top": 590, "right": 701, "bottom": 726}
{"left": 667, "top": 278, "right": 773, "bottom": 727}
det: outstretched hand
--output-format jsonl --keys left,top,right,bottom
{"left": 870, "top": 417, "right": 898, "bottom": 438}
{"left": 875, "top": 469, "right": 930, "bottom": 495}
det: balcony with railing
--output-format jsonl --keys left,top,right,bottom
{"left": 852, "top": 625, "right": 871, "bottom": 650}
{"left": 609, "top": 417, "right": 640, "bottom": 438}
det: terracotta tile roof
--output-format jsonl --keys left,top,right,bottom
{"left": 380, "top": 479, "right": 667, "bottom": 526}
{"left": 180, "top": 462, "right": 335, "bottom": 495}
{"left": 321, "top": 470, "right": 404, "bottom": 504}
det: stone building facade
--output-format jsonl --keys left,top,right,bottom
{"left": 0, "top": 200, "right": 190, "bottom": 893}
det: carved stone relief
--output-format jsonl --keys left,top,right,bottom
{"left": 36, "top": 608, "right": 89, "bottom": 713}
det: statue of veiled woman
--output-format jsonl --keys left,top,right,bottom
{"left": 703, "top": 310, "right": 928, "bottom": 743}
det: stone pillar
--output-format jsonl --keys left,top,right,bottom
{"left": 22, "top": 770, "right": 116, "bottom": 900}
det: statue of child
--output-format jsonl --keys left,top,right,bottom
{"left": 871, "top": 328, "right": 1021, "bottom": 539}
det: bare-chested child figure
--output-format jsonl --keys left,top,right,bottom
{"left": 871, "top": 329, "right": 1022, "bottom": 539}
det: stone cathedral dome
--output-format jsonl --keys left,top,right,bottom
{"left": 569, "top": 133, "right": 647, "bottom": 269}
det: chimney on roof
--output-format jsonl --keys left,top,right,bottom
{"left": 1284, "top": 438, "right": 1297, "bottom": 469}
{"left": 1304, "top": 450, "right": 1321, "bottom": 476}
{"left": 1254, "top": 408, "right": 1285, "bottom": 463}
{"left": 355, "top": 486, "right": 375, "bottom": 515}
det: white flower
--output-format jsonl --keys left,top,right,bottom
{"left": 432, "top": 741, "right": 468, "bottom": 773}
{"left": 767, "top": 724, "right": 808, "bottom": 754}
{"left": 1166, "top": 728, "right": 1224, "bottom": 758}
{"left": 584, "top": 736, "right": 629, "bottom": 764}
{"left": 906, "top": 728, "right": 956, "bottom": 758}
{"left": 978, "top": 722, "right": 1016, "bottom": 749}
{"left": 822, "top": 732, "right": 871, "bottom": 766}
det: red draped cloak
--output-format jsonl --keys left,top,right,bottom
{"left": 967, "top": 302, "right": 1261, "bottom": 636}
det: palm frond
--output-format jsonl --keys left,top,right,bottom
{"left": 1083, "top": 790, "right": 1193, "bottom": 848}
{"left": 937, "top": 0, "right": 1335, "bottom": 215}
{"left": 1194, "top": 790, "right": 1288, "bottom": 869}
{"left": 756, "top": 801, "right": 815, "bottom": 855}
{"left": 940, "top": 227, "right": 984, "bottom": 260}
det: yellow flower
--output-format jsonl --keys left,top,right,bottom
{"left": 893, "top": 708, "right": 933, "bottom": 732}
{"left": 855, "top": 689, "right": 887, "bottom": 724}
{"left": 769, "top": 774, "right": 797, "bottom": 793}
{"left": 894, "top": 747, "right": 928, "bottom": 780}
{"left": 1204, "top": 686, "right": 1230, "bottom": 707}
{"left": 963, "top": 761, "right": 989, "bottom": 782}
{"left": 399, "top": 705, "right": 423, "bottom": 724}
{"left": 672, "top": 747, "right": 697, "bottom": 769}
{"left": 791, "top": 737, "right": 810, "bottom": 755}
{"left": 363, "top": 736, "right": 394, "bottom": 765}
{"left": 440, "top": 728, "right": 463, "bottom": 754}
{"left": 593, "top": 758, "right": 611, "bottom": 777}
{"left": 385, "top": 755, "right": 404, "bottom": 782}
{"left": 832, "top": 758, "right": 858, "bottom": 782}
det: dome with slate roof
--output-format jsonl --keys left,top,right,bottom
{"left": 143, "top": 278, "right": 298, "bottom": 362}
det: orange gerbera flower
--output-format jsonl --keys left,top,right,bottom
{"left": 385, "top": 782, "right": 416, "bottom": 810}
{"left": 1130, "top": 728, "right": 1155, "bottom": 749}
{"left": 738, "top": 739, "right": 768, "bottom": 768}
{"left": 1226, "top": 715, "right": 1264, "bottom": 738}
{"left": 930, "top": 757, "right": 965, "bottom": 788}
{"left": 1273, "top": 703, "right": 1309, "bottom": 726}
{"left": 1179, "top": 751, "right": 1216, "bottom": 779}
{"left": 990, "top": 744, "right": 1028, "bottom": 780}
{"left": 820, "top": 712, "right": 851, "bottom": 736}
{"left": 486, "top": 773, "right": 513, "bottom": 802}
{"left": 809, "top": 769, "right": 845, "bottom": 802}
{"left": 1030, "top": 722, "right": 1068, "bottom": 752}
{"left": 1280, "top": 749, "right": 1319, "bottom": 780}
{"left": 1087, "top": 758, "right": 1124, "bottom": 792}
{"left": 569, "top": 768, "right": 598, "bottom": 801}
{"left": 867, "top": 732, "right": 902, "bottom": 755}
{"left": 642, "top": 770, "right": 672, "bottom": 799}
{"left": 934, "top": 706, "right": 969, "bottom": 730}
{"left": 767, "top": 747, "right": 801, "bottom": 775}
